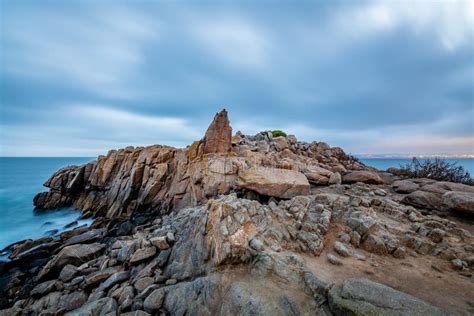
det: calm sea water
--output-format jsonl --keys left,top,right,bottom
{"left": 0, "top": 157, "right": 94, "bottom": 252}
{"left": 0, "top": 157, "right": 472, "bottom": 253}
{"left": 360, "top": 158, "right": 474, "bottom": 177}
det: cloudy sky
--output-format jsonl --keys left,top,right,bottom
{"left": 1, "top": 0, "right": 473, "bottom": 156}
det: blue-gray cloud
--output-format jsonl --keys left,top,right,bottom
{"left": 1, "top": 0, "right": 473, "bottom": 156}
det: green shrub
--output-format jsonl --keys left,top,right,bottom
{"left": 399, "top": 157, "right": 473, "bottom": 185}
{"left": 271, "top": 130, "right": 287, "bottom": 137}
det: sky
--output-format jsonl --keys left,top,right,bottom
{"left": 0, "top": 0, "right": 473, "bottom": 157}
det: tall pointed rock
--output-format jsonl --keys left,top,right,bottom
{"left": 202, "top": 109, "right": 232, "bottom": 154}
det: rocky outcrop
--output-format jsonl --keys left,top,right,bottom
{"left": 33, "top": 110, "right": 367, "bottom": 218}
{"left": 237, "top": 167, "right": 310, "bottom": 199}
{"left": 202, "top": 109, "right": 232, "bottom": 154}
{"left": 2, "top": 110, "right": 473, "bottom": 315}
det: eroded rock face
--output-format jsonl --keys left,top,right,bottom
{"left": 202, "top": 109, "right": 232, "bottom": 154}
{"left": 237, "top": 167, "right": 310, "bottom": 199}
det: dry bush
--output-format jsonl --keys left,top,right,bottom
{"left": 399, "top": 157, "right": 473, "bottom": 185}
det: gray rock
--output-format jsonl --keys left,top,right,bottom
{"left": 64, "top": 229, "right": 106, "bottom": 246}
{"left": 120, "top": 311, "right": 150, "bottom": 316}
{"left": 58, "top": 291, "right": 88, "bottom": 312}
{"left": 65, "top": 297, "right": 117, "bottom": 315}
{"left": 31, "top": 280, "right": 57, "bottom": 296}
{"left": 334, "top": 241, "right": 350, "bottom": 257}
{"left": 84, "top": 266, "right": 122, "bottom": 289}
{"left": 401, "top": 191, "right": 442, "bottom": 210}
{"left": 442, "top": 191, "right": 474, "bottom": 214}
{"left": 328, "top": 278, "right": 447, "bottom": 315}
{"left": 327, "top": 253, "right": 343, "bottom": 265}
{"left": 130, "top": 247, "right": 156, "bottom": 265}
{"left": 249, "top": 238, "right": 264, "bottom": 251}
{"left": 143, "top": 288, "right": 165, "bottom": 313}
{"left": 97, "top": 271, "right": 130, "bottom": 292}
{"left": 134, "top": 277, "right": 155, "bottom": 293}
{"left": 38, "top": 243, "right": 105, "bottom": 280}
{"left": 59, "top": 264, "right": 79, "bottom": 282}
{"left": 392, "top": 180, "right": 419, "bottom": 194}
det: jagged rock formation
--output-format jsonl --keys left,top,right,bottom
{"left": 1, "top": 110, "right": 473, "bottom": 315}
{"left": 33, "top": 109, "right": 368, "bottom": 218}
{"left": 202, "top": 109, "right": 232, "bottom": 154}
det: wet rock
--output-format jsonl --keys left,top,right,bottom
{"left": 328, "top": 278, "right": 446, "bottom": 315}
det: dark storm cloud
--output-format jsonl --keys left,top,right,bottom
{"left": 1, "top": 0, "right": 473, "bottom": 156}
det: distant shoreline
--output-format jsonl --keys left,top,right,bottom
{"left": 356, "top": 154, "right": 474, "bottom": 159}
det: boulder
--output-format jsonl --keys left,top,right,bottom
{"left": 237, "top": 167, "right": 310, "bottom": 199}
{"left": 202, "top": 109, "right": 232, "bottom": 154}
{"left": 401, "top": 191, "right": 442, "bottom": 210}
{"left": 342, "top": 171, "right": 384, "bottom": 185}
{"left": 392, "top": 180, "right": 419, "bottom": 194}
{"left": 144, "top": 288, "right": 166, "bottom": 313}
{"left": 442, "top": 191, "right": 474, "bottom": 214}
{"left": 328, "top": 172, "right": 342, "bottom": 185}
{"left": 38, "top": 243, "right": 105, "bottom": 280}
{"left": 303, "top": 166, "right": 333, "bottom": 185}
{"left": 130, "top": 247, "right": 157, "bottom": 265}
{"left": 328, "top": 278, "right": 446, "bottom": 315}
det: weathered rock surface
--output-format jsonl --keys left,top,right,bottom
{"left": 342, "top": 170, "right": 384, "bottom": 184}
{"left": 237, "top": 167, "right": 310, "bottom": 199}
{"left": 442, "top": 191, "right": 474, "bottom": 214}
{"left": 202, "top": 109, "right": 232, "bottom": 154}
{"left": 328, "top": 278, "right": 447, "bottom": 315}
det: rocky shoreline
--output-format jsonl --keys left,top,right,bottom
{"left": 1, "top": 110, "right": 473, "bottom": 315}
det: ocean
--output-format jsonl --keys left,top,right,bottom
{"left": 0, "top": 157, "right": 94, "bottom": 252}
{"left": 0, "top": 157, "right": 472, "bottom": 253}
